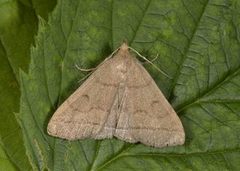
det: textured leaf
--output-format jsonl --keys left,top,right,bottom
{"left": 19, "top": 0, "right": 240, "bottom": 170}
{"left": 18, "top": 0, "right": 57, "bottom": 19}
{"left": 0, "top": 0, "right": 37, "bottom": 169}
{"left": 0, "top": 144, "right": 17, "bottom": 171}
{"left": 0, "top": 0, "right": 56, "bottom": 170}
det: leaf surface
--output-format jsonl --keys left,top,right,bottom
{"left": 19, "top": 0, "right": 240, "bottom": 170}
{"left": 0, "top": 0, "right": 56, "bottom": 170}
{"left": 18, "top": 0, "right": 57, "bottom": 19}
{"left": 0, "top": 0, "right": 37, "bottom": 169}
{"left": 0, "top": 144, "right": 17, "bottom": 171}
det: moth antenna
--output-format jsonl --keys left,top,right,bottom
{"left": 141, "top": 54, "right": 159, "bottom": 64}
{"left": 129, "top": 47, "right": 172, "bottom": 79}
{"left": 75, "top": 47, "right": 120, "bottom": 73}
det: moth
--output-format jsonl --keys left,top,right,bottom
{"left": 47, "top": 43, "right": 185, "bottom": 148}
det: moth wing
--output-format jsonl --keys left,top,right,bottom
{"left": 114, "top": 58, "right": 185, "bottom": 147}
{"left": 47, "top": 54, "right": 124, "bottom": 140}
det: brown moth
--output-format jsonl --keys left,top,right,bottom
{"left": 47, "top": 43, "right": 185, "bottom": 148}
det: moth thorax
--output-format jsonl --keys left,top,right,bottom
{"left": 116, "top": 62, "right": 127, "bottom": 79}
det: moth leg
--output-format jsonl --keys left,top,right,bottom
{"left": 75, "top": 48, "right": 120, "bottom": 73}
{"left": 75, "top": 64, "right": 96, "bottom": 72}
{"left": 141, "top": 54, "right": 159, "bottom": 64}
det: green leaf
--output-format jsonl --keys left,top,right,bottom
{"left": 19, "top": 0, "right": 240, "bottom": 170}
{"left": 0, "top": 144, "right": 18, "bottom": 171}
{"left": 0, "top": 0, "right": 37, "bottom": 169}
{"left": 18, "top": 0, "right": 57, "bottom": 20}
{"left": 0, "top": 0, "right": 55, "bottom": 170}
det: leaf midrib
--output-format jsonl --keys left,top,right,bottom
{"left": 57, "top": 0, "right": 82, "bottom": 106}
{"left": 90, "top": 0, "right": 212, "bottom": 170}
{"left": 129, "top": 0, "right": 152, "bottom": 45}
{"left": 89, "top": 1, "right": 153, "bottom": 170}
